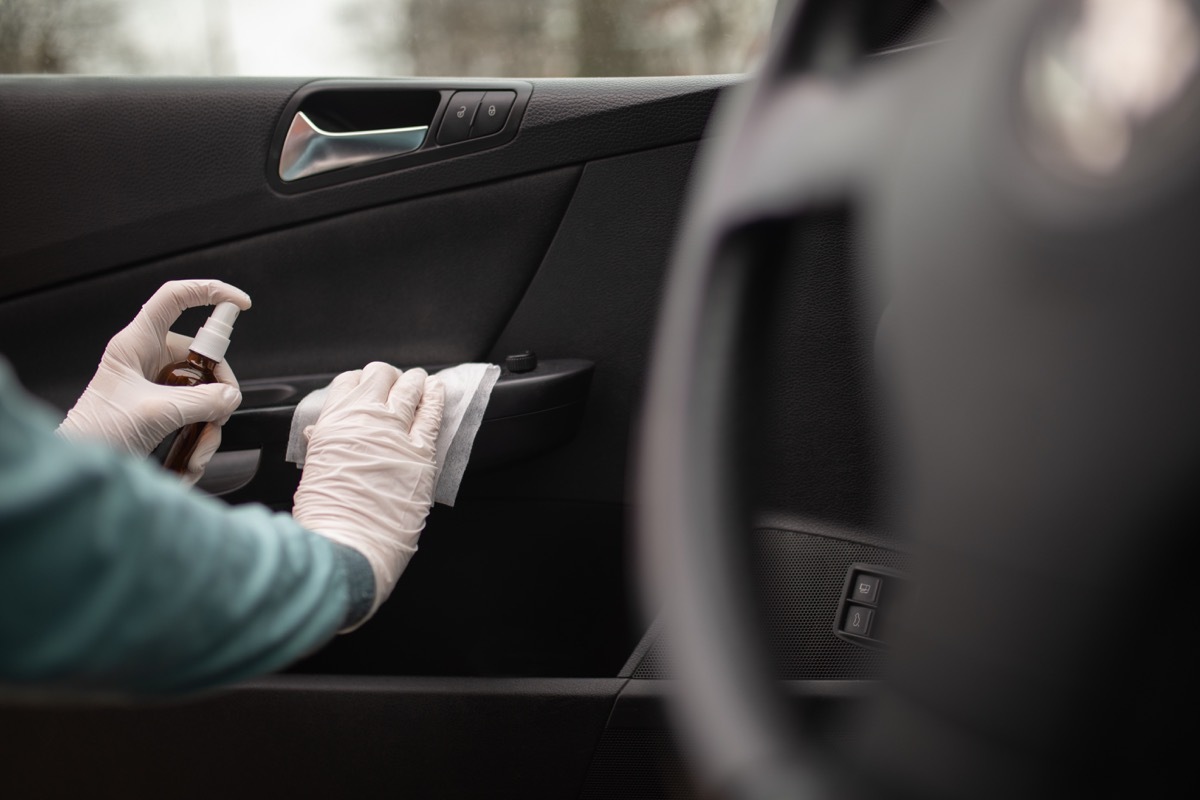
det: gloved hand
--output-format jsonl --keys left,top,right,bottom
{"left": 57, "top": 279, "right": 251, "bottom": 485}
{"left": 292, "top": 362, "right": 444, "bottom": 628}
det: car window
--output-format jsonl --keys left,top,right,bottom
{"left": 0, "top": 0, "right": 778, "bottom": 77}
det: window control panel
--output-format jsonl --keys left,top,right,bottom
{"left": 834, "top": 563, "right": 907, "bottom": 649}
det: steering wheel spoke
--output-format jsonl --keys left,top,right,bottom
{"left": 702, "top": 69, "right": 906, "bottom": 234}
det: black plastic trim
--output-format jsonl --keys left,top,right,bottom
{"left": 487, "top": 357, "right": 593, "bottom": 417}
{"left": 0, "top": 674, "right": 625, "bottom": 800}
{"left": 612, "top": 678, "right": 875, "bottom": 729}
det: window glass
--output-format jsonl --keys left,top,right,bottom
{"left": 0, "top": 0, "right": 777, "bottom": 77}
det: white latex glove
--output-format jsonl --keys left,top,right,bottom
{"left": 292, "top": 362, "right": 444, "bottom": 628}
{"left": 57, "top": 279, "right": 252, "bottom": 485}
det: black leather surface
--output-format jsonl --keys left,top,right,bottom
{"left": 479, "top": 141, "right": 700, "bottom": 504}
{"left": 0, "top": 76, "right": 732, "bottom": 298}
{"left": 0, "top": 166, "right": 580, "bottom": 412}
{"left": 0, "top": 79, "right": 303, "bottom": 296}
{"left": 289, "top": 498, "right": 637, "bottom": 677}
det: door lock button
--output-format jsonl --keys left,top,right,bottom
{"left": 438, "top": 91, "right": 485, "bottom": 145}
{"left": 471, "top": 91, "right": 516, "bottom": 138}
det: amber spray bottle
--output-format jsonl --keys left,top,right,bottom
{"left": 155, "top": 302, "right": 241, "bottom": 474}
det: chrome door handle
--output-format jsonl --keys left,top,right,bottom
{"left": 278, "top": 111, "right": 428, "bottom": 181}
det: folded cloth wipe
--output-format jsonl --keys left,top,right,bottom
{"left": 286, "top": 363, "right": 501, "bottom": 506}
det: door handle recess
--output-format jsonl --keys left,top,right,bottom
{"left": 279, "top": 111, "right": 428, "bottom": 182}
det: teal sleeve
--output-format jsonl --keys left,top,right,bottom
{"left": 0, "top": 361, "right": 375, "bottom": 697}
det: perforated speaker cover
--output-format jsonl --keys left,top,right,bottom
{"left": 578, "top": 728, "right": 692, "bottom": 800}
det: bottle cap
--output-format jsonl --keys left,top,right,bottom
{"left": 189, "top": 301, "right": 241, "bottom": 362}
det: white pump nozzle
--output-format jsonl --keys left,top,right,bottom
{"left": 189, "top": 301, "right": 240, "bottom": 362}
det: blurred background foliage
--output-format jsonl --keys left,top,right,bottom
{"left": 0, "top": 0, "right": 774, "bottom": 76}
{"left": 0, "top": 0, "right": 139, "bottom": 73}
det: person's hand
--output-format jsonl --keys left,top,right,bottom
{"left": 57, "top": 279, "right": 251, "bottom": 485}
{"left": 291, "top": 363, "right": 444, "bottom": 628}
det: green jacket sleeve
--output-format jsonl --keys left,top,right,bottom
{"left": 0, "top": 360, "right": 375, "bottom": 697}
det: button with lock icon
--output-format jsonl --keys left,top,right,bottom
{"left": 437, "top": 91, "right": 485, "bottom": 145}
{"left": 470, "top": 91, "right": 516, "bottom": 139}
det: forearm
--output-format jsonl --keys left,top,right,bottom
{"left": 0, "top": 361, "right": 372, "bottom": 697}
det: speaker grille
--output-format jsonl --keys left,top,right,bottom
{"left": 578, "top": 728, "right": 692, "bottom": 800}
{"left": 631, "top": 529, "right": 907, "bottom": 680}
{"left": 878, "top": 0, "right": 948, "bottom": 50}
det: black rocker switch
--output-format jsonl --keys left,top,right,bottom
{"left": 841, "top": 604, "right": 874, "bottom": 637}
{"left": 851, "top": 573, "right": 881, "bottom": 605}
{"left": 835, "top": 564, "right": 906, "bottom": 649}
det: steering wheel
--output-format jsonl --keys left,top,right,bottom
{"left": 638, "top": 0, "right": 1200, "bottom": 797}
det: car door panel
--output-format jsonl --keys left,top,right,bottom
{"left": 0, "top": 135, "right": 705, "bottom": 685}
{"left": 0, "top": 73, "right": 725, "bottom": 798}
{"left": 0, "top": 76, "right": 729, "bottom": 298}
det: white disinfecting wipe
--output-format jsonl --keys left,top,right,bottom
{"left": 285, "top": 363, "right": 501, "bottom": 507}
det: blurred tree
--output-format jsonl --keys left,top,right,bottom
{"left": 341, "top": 0, "right": 772, "bottom": 78}
{"left": 0, "top": 0, "right": 135, "bottom": 73}
{"left": 407, "top": 0, "right": 573, "bottom": 76}
{"left": 635, "top": 0, "right": 774, "bottom": 75}
{"left": 577, "top": 0, "right": 643, "bottom": 77}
